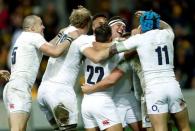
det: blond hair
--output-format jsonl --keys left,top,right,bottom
{"left": 69, "top": 6, "right": 91, "bottom": 28}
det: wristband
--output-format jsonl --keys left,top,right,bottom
{"left": 115, "top": 41, "right": 127, "bottom": 53}
{"left": 66, "top": 36, "right": 74, "bottom": 44}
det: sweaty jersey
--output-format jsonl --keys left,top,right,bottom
{"left": 84, "top": 43, "right": 124, "bottom": 96}
{"left": 46, "top": 35, "right": 95, "bottom": 87}
{"left": 9, "top": 32, "right": 46, "bottom": 86}
{"left": 113, "top": 60, "right": 133, "bottom": 97}
{"left": 117, "top": 58, "right": 144, "bottom": 100}
{"left": 123, "top": 28, "right": 175, "bottom": 86}
{"left": 42, "top": 26, "right": 77, "bottom": 82}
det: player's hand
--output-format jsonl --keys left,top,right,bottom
{"left": 81, "top": 84, "right": 94, "bottom": 94}
{"left": 0, "top": 70, "right": 10, "bottom": 81}
{"left": 135, "top": 11, "right": 145, "bottom": 18}
{"left": 131, "top": 28, "right": 141, "bottom": 36}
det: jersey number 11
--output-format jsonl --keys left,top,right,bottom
{"left": 155, "top": 45, "right": 169, "bottom": 65}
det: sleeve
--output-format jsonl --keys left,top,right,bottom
{"left": 132, "top": 70, "right": 143, "bottom": 101}
{"left": 164, "top": 28, "right": 175, "bottom": 40}
{"left": 33, "top": 33, "right": 47, "bottom": 49}
{"left": 122, "top": 34, "right": 141, "bottom": 52}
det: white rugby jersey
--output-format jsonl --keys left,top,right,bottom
{"left": 84, "top": 43, "right": 124, "bottom": 96}
{"left": 45, "top": 35, "right": 95, "bottom": 87}
{"left": 10, "top": 32, "right": 46, "bottom": 86}
{"left": 130, "top": 57, "right": 145, "bottom": 89}
{"left": 117, "top": 58, "right": 144, "bottom": 100}
{"left": 123, "top": 29, "right": 175, "bottom": 86}
{"left": 42, "top": 26, "right": 77, "bottom": 82}
{"left": 113, "top": 60, "right": 133, "bottom": 97}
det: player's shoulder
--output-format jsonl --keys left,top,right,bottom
{"left": 63, "top": 25, "right": 77, "bottom": 33}
{"left": 73, "top": 35, "right": 95, "bottom": 43}
{"left": 16, "top": 32, "right": 42, "bottom": 42}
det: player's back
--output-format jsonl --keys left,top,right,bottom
{"left": 10, "top": 32, "right": 46, "bottom": 86}
{"left": 49, "top": 35, "right": 95, "bottom": 87}
{"left": 41, "top": 26, "right": 77, "bottom": 82}
{"left": 112, "top": 61, "right": 133, "bottom": 97}
{"left": 84, "top": 46, "right": 124, "bottom": 97}
{"left": 136, "top": 29, "right": 175, "bottom": 86}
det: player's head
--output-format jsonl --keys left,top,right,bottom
{"left": 95, "top": 24, "right": 112, "bottom": 42}
{"left": 23, "top": 15, "right": 45, "bottom": 35}
{"left": 140, "top": 11, "right": 160, "bottom": 33}
{"left": 108, "top": 16, "right": 127, "bottom": 39}
{"left": 69, "top": 5, "right": 92, "bottom": 32}
{"left": 92, "top": 13, "right": 108, "bottom": 32}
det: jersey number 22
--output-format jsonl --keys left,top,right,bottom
{"left": 87, "top": 65, "right": 104, "bottom": 84}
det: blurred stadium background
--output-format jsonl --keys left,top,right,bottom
{"left": 0, "top": 0, "right": 195, "bottom": 130}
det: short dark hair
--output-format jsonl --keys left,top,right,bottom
{"left": 95, "top": 24, "right": 112, "bottom": 42}
{"left": 92, "top": 13, "right": 108, "bottom": 22}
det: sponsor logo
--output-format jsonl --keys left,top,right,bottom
{"left": 152, "top": 105, "right": 158, "bottom": 112}
{"left": 145, "top": 115, "right": 150, "bottom": 122}
{"left": 9, "top": 104, "right": 15, "bottom": 109}
{"left": 102, "top": 119, "right": 110, "bottom": 126}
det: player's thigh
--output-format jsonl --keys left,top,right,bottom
{"left": 85, "top": 127, "right": 99, "bottom": 131}
{"left": 3, "top": 80, "right": 32, "bottom": 113}
{"left": 104, "top": 123, "right": 123, "bottom": 131}
{"left": 172, "top": 108, "right": 190, "bottom": 130}
{"left": 9, "top": 112, "right": 30, "bottom": 130}
{"left": 148, "top": 113, "right": 168, "bottom": 131}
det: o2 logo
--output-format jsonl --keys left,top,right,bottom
{"left": 151, "top": 105, "right": 159, "bottom": 112}
{"left": 145, "top": 115, "right": 150, "bottom": 122}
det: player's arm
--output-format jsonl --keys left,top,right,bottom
{"left": 159, "top": 20, "right": 172, "bottom": 30}
{"left": 109, "top": 35, "right": 138, "bottom": 56}
{"left": 82, "top": 46, "right": 110, "bottom": 63}
{"left": 82, "top": 68, "right": 124, "bottom": 94}
{"left": 0, "top": 70, "right": 10, "bottom": 81}
{"left": 40, "top": 30, "right": 80, "bottom": 57}
{"left": 49, "top": 27, "right": 68, "bottom": 45}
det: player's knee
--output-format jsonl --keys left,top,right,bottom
{"left": 54, "top": 103, "right": 69, "bottom": 126}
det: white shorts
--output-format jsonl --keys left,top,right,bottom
{"left": 3, "top": 79, "right": 32, "bottom": 113}
{"left": 81, "top": 95, "right": 121, "bottom": 130}
{"left": 145, "top": 81, "right": 186, "bottom": 114}
{"left": 141, "top": 96, "right": 152, "bottom": 128}
{"left": 37, "top": 81, "right": 78, "bottom": 125}
{"left": 114, "top": 93, "right": 142, "bottom": 127}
